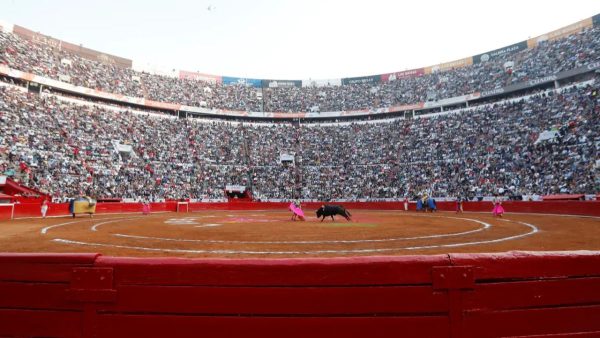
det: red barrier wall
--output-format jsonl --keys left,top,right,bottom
{"left": 0, "top": 204, "right": 13, "bottom": 221}
{"left": 192, "top": 200, "right": 600, "bottom": 217}
{"left": 8, "top": 200, "right": 600, "bottom": 219}
{"left": 1, "top": 251, "right": 599, "bottom": 337}
{"left": 11, "top": 201, "right": 178, "bottom": 219}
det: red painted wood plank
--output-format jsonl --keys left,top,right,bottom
{"left": 463, "top": 277, "right": 600, "bottom": 310}
{"left": 0, "top": 263, "right": 76, "bottom": 282}
{"left": 0, "top": 253, "right": 99, "bottom": 264}
{"left": 102, "top": 285, "right": 449, "bottom": 315}
{"left": 449, "top": 251, "right": 600, "bottom": 280}
{"left": 0, "top": 282, "right": 82, "bottom": 310}
{"left": 463, "top": 305, "right": 600, "bottom": 338}
{"left": 99, "top": 255, "right": 450, "bottom": 286}
{"left": 0, "top": 309, "right": 82, "bottom": 338}
{"left": 0, "top": 254, "right": 99, "bottom": 283}
{"left": 95, "top": 315, "right": 449, "bottom": 338}
{"left": 504, "top": 332, "right": 600, "bottom": 338}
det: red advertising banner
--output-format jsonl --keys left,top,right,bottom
{"left": 381, "top": 68, "right": 425, "bottom": 82}
{"left": 179, "top": 70, "right": 222, "bottom": 84}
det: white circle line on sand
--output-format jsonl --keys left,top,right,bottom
{"left": 194, "top": 224, "right": 223, "bottom": 228}
{"left": 165, "top": 219, "right": 200, "bottom": 225}
{"left": 404, "top": 220, "right": 539, "bottom": 250}
{"left": 51, "top": 219, "right": 538, "bottom": 255}
{"left": 41, "top": 220, "right": 84, "bottom": 235}
{"left": 40, "top": 216, "right": 144, "bottom": 235}
{"left": 113, "top": 216, "right": 490, "bottom": 244}
{"left": 91, "top": 217, "right": 145, "bottom": 232}
{"left": 370, "top": 210, "right": 600, "bottom": 220}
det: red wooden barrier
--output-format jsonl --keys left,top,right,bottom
{"left": 1, "top": 252, "right": 600, "bottom": 337}
{"left": 8, "top": 200, "right": 599, "bottom": 219}
{"left": 0, "top": 203, "right": 13, "bottom": 221}
{"left": 187, "top": 200, "right": 600, "bottom": 217}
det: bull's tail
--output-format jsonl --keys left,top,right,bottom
{"left": 343, "top": 208, "right": 352, "bottom": 221}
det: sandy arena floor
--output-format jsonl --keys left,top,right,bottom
{"left": 1, "top": 210, "right": 599, "bottom": 258}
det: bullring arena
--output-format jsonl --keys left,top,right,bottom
{"left": 2, "top": 202, "right": 600, "bottom": 338}
{"left": 2, "top": 203, "right": 600, "bottom": 258}
{"left": 2, "top": 5, "right": 600, "bottom": 337}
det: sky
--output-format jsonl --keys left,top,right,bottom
{"left": 2, "top": 0, "right": 600, "bottom": 80}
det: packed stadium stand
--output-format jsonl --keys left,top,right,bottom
{"left": 2, "top": 17, "right": 600, "bottom": 112}
{"left": 0, "top": 15, "right": 599, "bottom": 202}
{"left": 1, "top": 78, "right": 598, "bottom": 201}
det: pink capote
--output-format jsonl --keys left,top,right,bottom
{"left": 289, "top": 202, "right": 305, "bottom": 218}
{"left": 492, "top": 203, "right": 504, "bottom": 216}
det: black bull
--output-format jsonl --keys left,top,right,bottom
{"left": 316, "top": 205, "right": 352, "bottom": 222}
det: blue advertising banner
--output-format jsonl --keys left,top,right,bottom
{"left": 473, "top": 41, "right": 528, "bottom": 64}
{"left": 222, "top": 76, "right": 262, "bottom": 87}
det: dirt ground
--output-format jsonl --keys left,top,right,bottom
{"left": 1, "top": 210, "right": 599, "bottom": 258}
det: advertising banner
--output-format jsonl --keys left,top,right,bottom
{"left": 302, "top": 78, "right": 342, "bottom": 87}
{"left": 423, "top": 93, "right": 480, "bottom": 108}
{"left": 425, "top": 57, "right": 473, "bottom": 74}
{"left": 179, "top": 70, "right": 222, "bottom": 83}
{"left": 528, "top": 18, "right": 593, "bottom": 48}
{"left": 480, "top": 76, "right": 556, "bottom": 98}
{"left": 0, "top": 65, "right": 146, "bottom": 105}
{"left": 261, "top": 79, "right": 302, "bottom": 88}
{"left": 13, "top": 25, "right": 62, "bottom": 49}
{"left": 387, "top": 103, "right": 425, "bottom": 113}
{"left": 341, "top": 75, "right": 381, "bottom": 85}
{"left": 144, "top": 99, "right": 182, "bottom": 111}
{"left": 225, "top": 185, "right": 246, "bottom": 192}
{"left": 479, "top": 62, "right": 600, "bottom": 99}
{"left": 222, "top": 76, "right": 262, "bottom": 87}
{"left": 556, "top": 61, "right": 600, "bottom": 79}
{"left": 381, "top": 68, "right": 425, "bottom": 82}
{"left": 545, "top": 18, "right": 593, "bottom": 41}
{"left": 473, "top": 41, "right": 528, "bottom": 64}
{"left": 13, "top": 25, "right": 133, "bottom": 68}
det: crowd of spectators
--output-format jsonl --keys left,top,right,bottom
{"left": 1, "top": 24, "right": 599, "bottom": 113}
{"left": 0, "top": 86, "right": 252, "bottom": 200}
{"left": 263, "top": 26, "right": 600, "bottom": 112}
{"left": 0, "top": 31, "right": 144, "bottom": 97}
{"left": 289, "top": 82, "right": 599, "bottom": 200}
{"left": 1, "top": 76, "right": 597, "bottom": 201}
